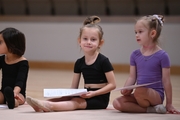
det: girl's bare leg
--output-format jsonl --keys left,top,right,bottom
{"left": 113, "top": 94, "right": 147, "bottom": 113}
{"left": 134, "top": 87, "right": 162, "bottom": 107}
{"left": 134, "top": 87, "right": 166, "bottom": 114}
{"left": 26, "top": 96, "right": 43, "bottom": 112}
{"left": 113, "top": 87, "right": 166, "bottom": 113}
{"left": 31, "top": 97, "right": 87, "bottom": 112}
{"left": 0, "top": 91, "right": 4, "bottom": 104}
{"left": 47, "top": 96, "right": 73, "bottom": 102}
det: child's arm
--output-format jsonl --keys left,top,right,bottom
{"left": 121, "top": 66, "right": 136, "bottom": 96}
{"left": 162, "top": 68, "right": 180, "bottom": 114}
{"left": 13, "top": 86, "right": 24, "bottom": 102}
{"left": 13, "top": 86, "right": 21, "bottom": 97}
{"left": 70, "top": 73, "right": 81, "bottom": 89}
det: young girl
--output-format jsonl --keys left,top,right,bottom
{"left": 27, "top": 16, "right": 116, "bottom": 112}
{"left": 113, "top": 15, "right": 180, "bottom": 114}
{"left": 0, "top": 27, "right": 29, "bottom": 109}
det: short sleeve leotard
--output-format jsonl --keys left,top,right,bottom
{"left": 74, "top": 53, "right": 114, "bottom": 109}
{"left": 130, "top": 49, "right": 170, "bottom": 102}
{"left": 0, "top": 55, "right": 29, "bottom": 99}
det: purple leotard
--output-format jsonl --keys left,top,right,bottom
{"left": 130, "top": 49, "right": 170, "bottom": 102}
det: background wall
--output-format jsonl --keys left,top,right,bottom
{"left": 0, "top": 16, "right": 180, "bottom": 67}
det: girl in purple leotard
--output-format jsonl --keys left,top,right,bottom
{"left": 113, "top": 15, "right": 180, "bottom": 114}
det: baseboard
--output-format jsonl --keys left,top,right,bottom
{"left": 29, "top": 61, "right": 180, "bottom": 75}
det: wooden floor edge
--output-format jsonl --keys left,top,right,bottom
{"left": 29, "top": 61, "right": 180, "bottom": 75}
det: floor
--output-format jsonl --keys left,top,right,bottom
{"left": 0, "top": 69, "right": 180, "bottom": 120}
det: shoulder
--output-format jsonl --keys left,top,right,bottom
{"left": 75, "top": 56, "right": 85, "bottom": 65}
{"left": 14, "top": 56, "right": 29, "bottom": 67}
{"left": 97, "top": 53, "right": 112, "bottom": 65}
{"left": 98, "top": 53, "right": 109, "bottom": 60}
{"left": 131, "top": 49, "right": 141, "bottom": 55}
{"left": 130, "top": 49, "right": 141, "bottom": 58}
{"left": 16, "top": 56, "right": 29, "bottom": 65}
{"left": 156, "top": 50, "right": 169, "bottom": 58}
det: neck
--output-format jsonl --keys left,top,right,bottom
{"left": 84, "top": 51, "right": 99, "bottom": 65}
{"left": 5, "top": 53, "right": 21, "bottom": 64}
{"left": 142, "top": 44, "right": 156, "bottom": 50}
{"left": 141, "top": 45, "right": 158, "bottom": 56}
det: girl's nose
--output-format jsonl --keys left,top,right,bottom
{"left": 135, "top": 34, "right": 138, "bottom": 38}
{"left": 87, "top": 39, "right": 91, "bottom": 44}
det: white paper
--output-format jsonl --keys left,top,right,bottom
{"left": 44, "top": 88, "right": 87, "bottom": 98}
{"left": 0, "top": 104, "right": 8, "bottom": 108}
{"left": 114, "top": 81, "right": 161, "bottom": 91}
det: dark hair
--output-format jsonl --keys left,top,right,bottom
{"left": 0, "top": 27, "right": 26, "bottom": 56}
{"left": 79, "top": 16, "right": 104, "bottom": 40}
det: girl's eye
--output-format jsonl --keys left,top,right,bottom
{"left": 91, "top": 38, "right": 96, "bottom": 41}
{"left": 139, "top": 30, "right": 143, "bottom": 33}
{"left": 83, "top": 38, "right": 87, "bottom": 40}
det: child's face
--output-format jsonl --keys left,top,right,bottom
{"left": 0, "top": 34, "right": 8, "bottom": 54}
{"left": 134, "top": 20, "right": 151, "bottom": 46}
{"left": 79, "top": 27, "right": 101, "bottom": 53}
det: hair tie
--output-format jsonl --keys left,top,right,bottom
{"left": 153, "top": 14, "right": 163, "bottom": 26}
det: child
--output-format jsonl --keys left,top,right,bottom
{"left": 27, "top": 16, "right": 116, "bottom": 112}
{"left": 113, "top": 15, "right": 180, "bottom": 114}
{"left": 0, "top": 27, "right": 29, "bottom": 109}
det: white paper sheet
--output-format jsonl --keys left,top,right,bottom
{"left": 114, "top": 81, "right": 161, "bottom": 91}
{"left": 0, "top": 104, "right": 8, "bottom": 108}
{"left": 44, "top": 88, "right": 87, "bottom": 98}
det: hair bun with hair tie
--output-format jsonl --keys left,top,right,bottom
{"left": 153, "top": 14, "right": 163, "bottom": 26}
{"left": 83, "top": 16, "right": 101, "bottom": 25}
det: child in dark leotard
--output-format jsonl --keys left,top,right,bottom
{"left": 0, "top": 27, "right": 29, "bottom": 109}
{"left": 27, "top": 16, "right": 116, "bottom": 112}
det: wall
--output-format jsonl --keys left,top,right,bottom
{"left": 0, "top": 16, "right": 180, "bottom": 72}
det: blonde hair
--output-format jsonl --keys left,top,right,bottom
{"left": 79, "top": 16, "right": 104, "bottom": 40}
{"left": 137, "top": 14, "right": 164, "bottom": 44}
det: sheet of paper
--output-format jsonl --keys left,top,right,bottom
{"left": 114, "top": 81, "right": 161, "bottom": 91}
{"left": 44, "top": 88, "right": 87, "bottom": 98}
{"left": 0, "top": 104, "right": 8, "bottom": 108}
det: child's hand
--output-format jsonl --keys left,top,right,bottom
{"left": 166, "top": 104, "right": 180, "bottom": 114}
{"left": 14, "top": 94, "right": 23, "bottom": 102}
{"left": 121, "top": 89, "right": 133, "bottom": 96}
{"left": 80, "top": 91, "right": 96, "bottom": 98}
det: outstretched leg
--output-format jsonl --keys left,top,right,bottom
{"left": 29, "top": 97, "right": 87, "bottom": 112}
{"left": 26, "top": 96, "right": 43, "bottom": 112}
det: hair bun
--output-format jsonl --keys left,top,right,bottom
{"left": 83, "top": 16, "right": 101, "bottom": 25}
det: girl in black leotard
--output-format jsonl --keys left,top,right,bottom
{"left": 0, "top": 28, "right": 29, "bottom": 109}
{"left": 27, "top": 16, "right": 116, "bottom": 112}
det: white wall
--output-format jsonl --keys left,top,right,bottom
{"left": 0, "top": 16, "right": 179, "bottom": 66}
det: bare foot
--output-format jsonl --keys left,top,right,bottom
{"left": 30, "top": 97, "right": 53, "bottom": 112}
{"left": 26, "top": 96, "right": 43, "bottom": 112}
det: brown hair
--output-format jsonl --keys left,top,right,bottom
{"left": 79, "top": 16, "right": 104, "bottom": 40}
{"left": 137, "top": 14, "right": 164, "bottom": 44}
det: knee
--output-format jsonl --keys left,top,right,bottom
{"left": 112, "top": 98, "right": 123, "bottom": 111}
{"left": 134, "top": 87, "right": 147, "bottom": 98}
{"left": 134, "top": 87, "right": 150, "bottom": 107}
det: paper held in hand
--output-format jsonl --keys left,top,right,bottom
{"left": 44, "top": 88, "right": 87, "bottom": 98}
{"left": 114, "top": 81, "right": 161, "bottom": 91}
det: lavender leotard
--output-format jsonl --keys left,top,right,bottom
{"left": 130, "top": 49, "right": 170, "bottom": 102}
